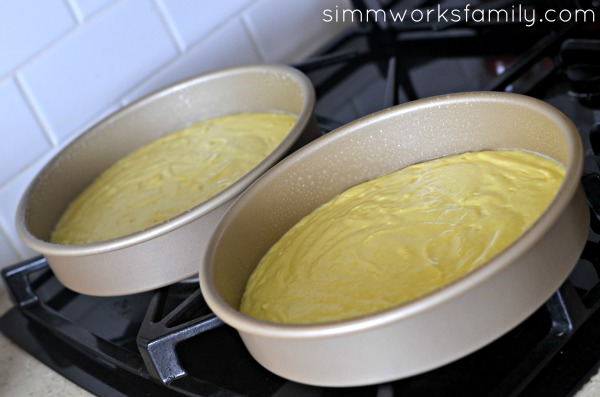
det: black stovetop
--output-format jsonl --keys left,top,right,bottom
{"left": 2, "top": 1, "right": 600, "bottom": 396}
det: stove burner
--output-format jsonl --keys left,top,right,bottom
{"left": 560, "top": 39, "right": 600, "bottom": 100}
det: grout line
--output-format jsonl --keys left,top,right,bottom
{"left": 0, "top": 0, "right": 124, "bottom": 85}
{"left": 153, "top": 0, "right": 186, "bottom": 53}
{"left": 118, "top": 1, "right": 261, "bottom": 107}
{"left": 14, "top": 74, "right": 59, "bottom": 148}
{"left": 0, "top": 10, "right": 78, "bottom": 81}
{"left": 64, "top": 0, "right": 84, "bottom": 24}
{"left": 240, "top": 13, "right": 266, "bottom": 63}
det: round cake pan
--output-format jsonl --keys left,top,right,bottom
{"left": 16, "top": 64, "right": 319, "bottom": 296}
{"left": 200, "top": 91, "right": 589, "bottom": 386}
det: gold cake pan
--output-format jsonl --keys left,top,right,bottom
{"left": 16, "top": 64, "right": 319, "bottom": 296}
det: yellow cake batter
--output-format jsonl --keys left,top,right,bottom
{"left": 51, "top": 112, "right": 296, "bottom": 245}
{"left": 240, "top": 150, "right": 565, "bottom": 324}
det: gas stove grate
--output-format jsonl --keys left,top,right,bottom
{"left": 3, "top": 247, "right": 600, "bottom": 397}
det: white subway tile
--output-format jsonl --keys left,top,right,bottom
{"left": 19, "top": 0, "right": 178, "bottom": 144}
{"left": 72, "top": 0, "right": 115, "bottom": 21}
{"left": 0, "top": 227, "right": 21, "bottom": 282}
{"left": 0, "top": 1, "right": 351, "bottom": 277}
{"left": 0, "top": 78, "right": 52, "bottom": 187}
{"left": 159, "top": 0, "right": 254, "bottom": 50}
{"left": 0, "top": 0, "right": 76, "bottom": 78}
{"left": 244, "top": 0, "right": 353, "bottom": 63}
{"left": 0, "top": 156, "right": 46, "bottom": 264}
{"left": 124, "top": 18, "right": 261, "bottom": 104}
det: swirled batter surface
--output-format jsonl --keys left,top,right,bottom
{"left": 240, "top": 150, "right": 565, "bottom": 324}
{"left": 51, "top": 112, "right": 296, "bottom": 244}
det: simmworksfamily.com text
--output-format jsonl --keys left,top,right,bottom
{"left": 322, "top": 4, "right": 595, "bottom": 28}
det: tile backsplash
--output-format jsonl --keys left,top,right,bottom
{"left": 0, "top": 0, "right": 353, "bottom": 289}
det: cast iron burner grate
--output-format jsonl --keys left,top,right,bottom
{"left": 3, "top": 247, "right": 600, "bottom": 397}
{"left": 3, "top": 0, "right": 600, "bottom": 396}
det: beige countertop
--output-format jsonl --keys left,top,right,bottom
{"left": 2, "top": 288, "right": 600, "bottom": 397}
